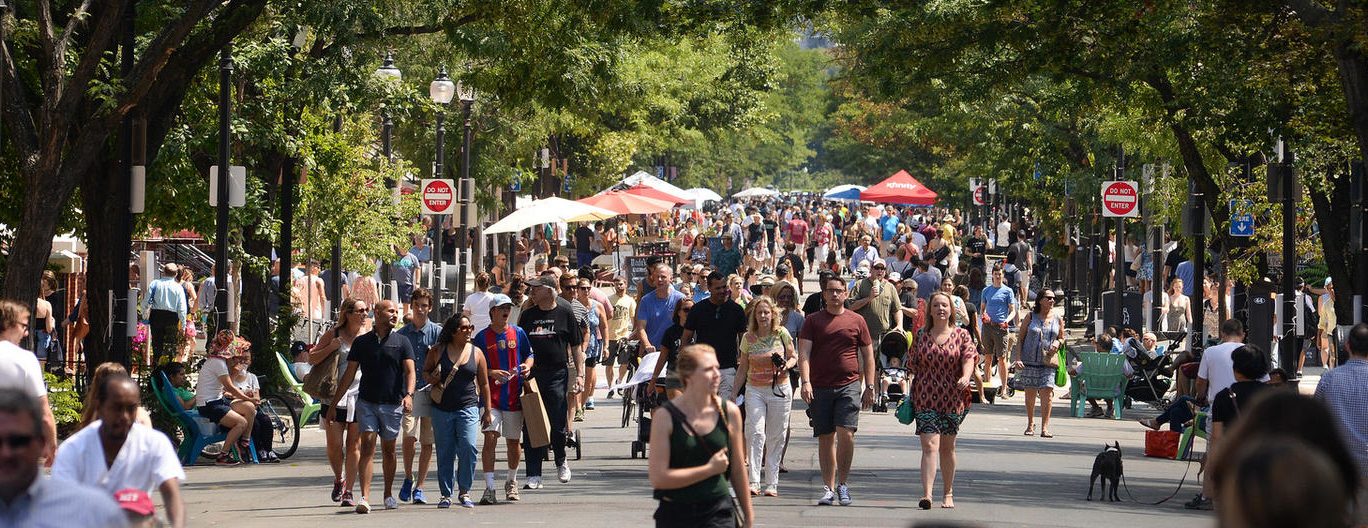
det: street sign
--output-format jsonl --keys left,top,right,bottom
{"left": 509, "top": 180, "right": 522, "bottom": 193}
{"left": 420, "top": 178, "right": 457, "bottom": 215}
{"left": 987, "top": 178, "right": 997, "bottom": 194}
{"left": 209, "top": 165, "right": 246, "bottom": 207}
{"left": 1101, "top": 180, "right": 1140, "bottom": 218}
{"left": 1230, "top": 199, "right": 1255, "bottom": 237}
{"left": 972, "top": 185, "right": 986, "bottom": 206}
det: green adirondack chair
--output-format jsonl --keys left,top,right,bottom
{"left": 1069, "top": 352, "right": 1127, "bottom": 419}
{"left": 275, "top": 352, "right": 321, "bottom": 426}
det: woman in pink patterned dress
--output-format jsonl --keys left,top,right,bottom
{"left": 908, "top": 291, "right": 977, "bottom": 510}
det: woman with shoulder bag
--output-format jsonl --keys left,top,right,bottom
{"left": 1011, "top": 288, "right": 1063, "bottom": 438}
{"left": 649, "top": 343, "right": 753, "bottom": 528}
{"left": 424, "top": 314, "right": 494, "bottom": 508}
{"left": 909, "top": 292, "right": 978, "bottom": 510}
{"left": 729, "top": 296, "right": 795, "bottom": 497}
{"left": 308, "top": 298, "right": 368, "bottom": 506}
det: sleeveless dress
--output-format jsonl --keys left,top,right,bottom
{"left": 328, "top": 339, "right": 361, "bottom": 421}
{"left": 585, "top": 300, "right": 602, "bottom": 361}
{"left": 1016, "top": 313, "right": 1060, "bottom": 389}
{"left": 909, "top": 327, "right": 977, "bottom": 435}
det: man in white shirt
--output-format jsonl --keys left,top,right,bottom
{"left": 0, "top": 300, "right": 57, "bottom": 464}
{"left": 1196, "top": 319, "right": 1249, "bottom": 404}
{"left": 995, "top": 218, "right": 1012, "bottom": 251}
{"left": 52, "top": 374, "right": 185, "bottom": 527}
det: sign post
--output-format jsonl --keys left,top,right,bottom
{"left": 1229, "top": 199, "right": 1255, "bottom": 237}
{"left": 1101, "top": 180, "right": 1140, "bottom": 218}
{"left": 421, "top": 178, "right": 458, "bottom": 215}
{"left": 1102, "top": 175, "right": 1137, "bottom": 329}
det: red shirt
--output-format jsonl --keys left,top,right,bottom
{"left": 813, "top": 224, "right": 833, "bottom": 246}
{"left": 798, "top": 309, "right": 872, "bottom": 389}
{"left": 786, "top": 219, "right": 809, "bottom": 245}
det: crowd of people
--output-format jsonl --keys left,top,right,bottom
{"left": 2, "top": 194, "right": 1366, "bottom": 527}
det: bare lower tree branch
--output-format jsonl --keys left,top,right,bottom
{"left": 55, "top": 0, "right": 127, "bottom": 129}
{"left": 53, "top": 0, "right": 94, "bottom": 60}
{"left": 115, "top": 0, "right": 224, "bottom": 114}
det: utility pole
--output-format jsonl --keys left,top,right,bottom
{"left": 1112, "top": 148, "right": 1126, "bottom": 330}
{"left": 1271, "top": 140, "right": 1300, "bottom": 380}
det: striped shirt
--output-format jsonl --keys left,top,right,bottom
{"left": 476, "top": 325, "right": 532, "bottom": 411}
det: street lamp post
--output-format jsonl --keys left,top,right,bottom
{"left": 455, "top": 79, "right": 476, "bottom": 315}
{"left": 429, "top": 67, "right": 455, "bottom": 320}
{"left": 213, "top": 45, "right": 233, "bottom": 334}
{"left": 375, "top": 51, "right": 401, "bottom": 302}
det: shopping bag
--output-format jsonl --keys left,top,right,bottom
{"left": 521, "top": 377, "right": 552, "bottom": 448}
{"left": 1144, "top": 430, "right": 1180, "bottom": 459}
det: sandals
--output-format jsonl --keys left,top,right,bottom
{"left": 1023, "top": 425, "right": 1035, "bottom": 436}
{"left": 941, "top": 493, "right": 955, "bottom": 509}
{"left": 918, "top": 497, "right": 932, "bottom": 510}
{"left": 1040, "top": 430, "right": 1054, "bottom": 438}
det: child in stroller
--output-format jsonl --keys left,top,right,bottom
{"left": 874, "top": 331, "right": 911, "bottom": 413}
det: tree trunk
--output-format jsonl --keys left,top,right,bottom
{"left": 1329, "top": 35, "right": 1368, "bottom": 321}
{"left": 80, "top": 155, "right": 125, "bottom": 373}
{"left": 2, "top": 177, "right": 81, "bottom": 311}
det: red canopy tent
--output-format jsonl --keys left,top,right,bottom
{"left": 577, "top": 191, "right": 676, "bottom": 215}
{"left": 860, "top": 170, "right": 938, "bottom": 205}
{"left": 623, "top": 184, "right": 691, "bottom": 205}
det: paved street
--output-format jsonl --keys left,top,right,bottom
{"left": 175, "top": 385, "right": 1216, "bottom": 527}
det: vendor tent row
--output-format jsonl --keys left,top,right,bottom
{"left": 489, "top": 169, "right": 940, "bottom": 232}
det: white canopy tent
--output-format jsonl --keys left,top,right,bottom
{"left": 485, "top": 197, "right": 617, "bottom": 234}
{"left": 612, "top": 171, "right": 695, "bottom": 202}
{"left": 732, "top": 187, "right": 780, "bottom": 198}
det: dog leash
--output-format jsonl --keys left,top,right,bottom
{"left": 1119, "top": 450, "right": 1197, "bottom": 505}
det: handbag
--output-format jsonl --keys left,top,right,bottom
{"left": 302, "top": 339, "right": 339, "bottom": 401}
{"left": 427, "top": 345, "right": 466, "bottom": 405}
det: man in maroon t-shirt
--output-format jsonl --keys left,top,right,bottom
{"left": 798, "top": 275, "right": 875, "bottom": 507}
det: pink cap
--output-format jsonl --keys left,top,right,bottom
{"left": 114, "top": 488, "right": 155, "bottom": 516}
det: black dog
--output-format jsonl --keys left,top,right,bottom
{"left": 1088, "top": 442, "right": 1123, "bottom": 502}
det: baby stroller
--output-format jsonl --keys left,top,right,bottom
{"left": 874, "top": 331, "right": 911, "bottom": 413}
{"left": 628, "top": 378, "right": 665, "bottom": 459}
{"left": 1122, "top": 337, "right": 1174, "bottom": 410}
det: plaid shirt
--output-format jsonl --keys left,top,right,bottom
{"left": 1314, "top": 358, "right": 1368, "bottom": 478}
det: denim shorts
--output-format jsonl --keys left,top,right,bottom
{"left": 356, "top": 399, "right": 403, "bottom": 440}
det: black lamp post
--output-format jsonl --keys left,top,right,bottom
{"left": 429, "top": 67, "right": 455, "bottom": 319}
{"left": 375, "top": 51, "right": 401, "bottom": 302}
{"left": 213, "top": 45, "right": 233, "bottom": 333}
{"left": 456, "top": 77, "right": 476, "bottom": 314}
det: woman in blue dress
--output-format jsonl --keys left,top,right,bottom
{"left": 1012, "top": 289, "right": 1063, "bottom": 438}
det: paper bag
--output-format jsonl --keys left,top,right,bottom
{"left": 521, "top": 377, "right": 552, "bottom": 449}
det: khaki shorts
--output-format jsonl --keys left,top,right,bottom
{"left": 401, "top": 412, "right": 434, "bottom": 445}
{"left": 982, "top": 323, "right": 1011, "bottom": 359}
{"left": 482, "top": 408, "right": 524, "bottom": 439}
{"left": 568, "top": 365, "right": 580, "bottom": 395}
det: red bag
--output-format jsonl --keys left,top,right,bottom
{"left": 1144, "top": 430, "right": 1181, "bottom": 459}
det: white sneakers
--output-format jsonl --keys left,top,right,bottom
{"left": 557, "top": 465, "right": 572, "bottom": 483}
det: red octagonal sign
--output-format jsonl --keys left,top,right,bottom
{"left": 1101, "top": 180, "right": 1139, "bottom": 218}
{"left": 421, "top": 178, "right": 457, "bottom": 215}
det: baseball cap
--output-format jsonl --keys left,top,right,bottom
{"left": 757, "top": 275, "right": 776, "bottom": 286}
{"left": 872, "top": 260, "right": 888, "bottom": 269}
{"left": 531, "top": 276, "right": 559, "bottom": 290}
{"left": 114, "top": 488, "right": 155, "bottom": 516}
{"left": 490, "top": 294, "right": 514, "bottom": 308}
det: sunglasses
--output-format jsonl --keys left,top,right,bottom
{"left": 1041, "top": 297, "right": 1057, "bottom": 301}
{"left": 0, "top": 434, "right": 35, "bottom": 449}
{"left": 458, "top": 324, "right": 476, "bottom": 331}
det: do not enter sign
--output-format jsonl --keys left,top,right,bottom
{"left": 421, "top": 178, "right": 457, "bottom": 215}
{"left": 972, "top": 185, "right": 986, "bottom": 206}
{"left": 1101, "top": 180, "right": 1139, "bottom": 218}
